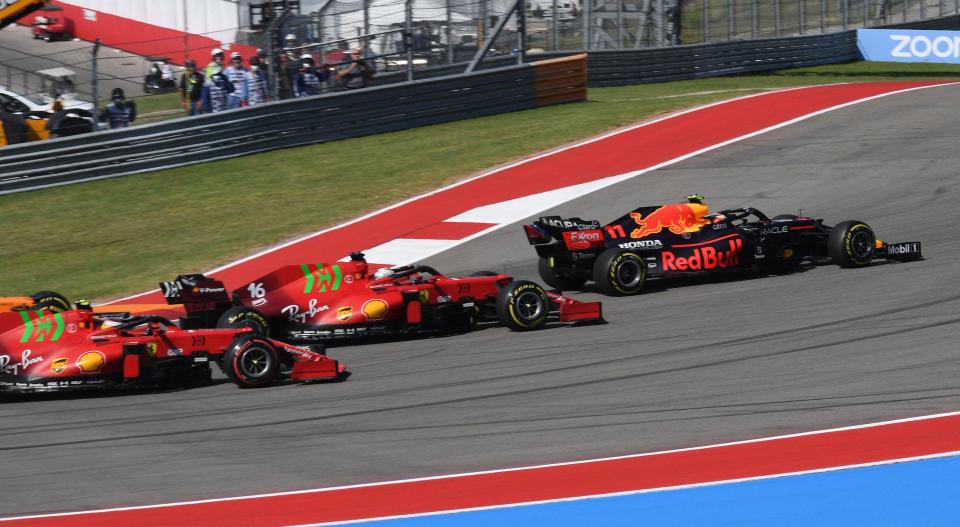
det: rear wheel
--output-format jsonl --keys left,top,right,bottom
{"left": 537, "top": 257, "right": 587, "bottom": 291}
{"left": 217, "top": 306, "right": 270, "bottom": 336}
{"left": 223, "top": 335, "right": 280, "bottom": 388}
{"left": 496, "top": 280, "right": 549, "bottom": 331}
{"left": 30, "top": 291, "right": 70, "bottom": 312}
{"left": 592, "top": 248, "right": 646, "bottom": 296}
{"left": 828, "top": 220, "right": 876, "bottom": 268}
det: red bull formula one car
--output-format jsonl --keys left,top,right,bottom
{"left": 160, "top": 252, "right": 602, "bottom": 342}
{"left": 0, "top": 301, "right": 345, "bottom": 393}
{"left": 523, "top": 195, "right": 922, "bottom": 295}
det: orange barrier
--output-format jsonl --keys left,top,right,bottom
{"left": 532, "top": 53, "right": 588, "bottom": 107}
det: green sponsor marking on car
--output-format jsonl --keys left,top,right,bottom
{"left": 301, "top": 263, "right": 315, "bottom": 293}
{"left": 18, "top": 311, "right": 62, "bottom": 343}
{"left": 19, "top": 311, "right": 32, "bottom": 344}
{"left": 52, "top": 312, "right": 64, "bottom": 341}
{"left": 33, "top": 313, "right": 53, "bottom": 342}
{"left": 316, "top": 263, "right": 342, "bottom": 293}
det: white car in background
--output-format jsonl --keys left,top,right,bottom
{"left": 0, "top": 87, "right": 94, "bottom": 113}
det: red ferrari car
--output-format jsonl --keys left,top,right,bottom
{"left": 161, "top": 252, "right": 603, "bottom": 342}
{"left": 0, "top": 302, "right": 346, "bottom": 393}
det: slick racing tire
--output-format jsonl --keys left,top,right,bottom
{"left": 828, "top": 220, "right": 876, "bottom": 268}
{"left": 217, "top": 306, "right": 271, "bottom": 336}
{"left": 496, "top": 280, "right": 549, "bottom": 331}
{"left": 30, "top": 291, "right": 71, "bottom": 312}
{"left": 538, "top": 257, "right": 587, "bottom": 291}
{"left": 224, "top": 335, "right": 280, "bottom": 388}
{"left": 593, "top": 248, "right": 647, "bottom": 296}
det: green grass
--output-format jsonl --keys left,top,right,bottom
{"left": 130, "top": 92, "right": 182, "bottom": 114}
{"left": 3, "top": 60, "right": 959, "bottom": 302}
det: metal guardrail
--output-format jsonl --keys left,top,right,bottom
{"left": 534, "top": 13, "right": 960, "bottom": 86}
{"left": 0, "top": 55, "right": 588, "bottom": 194}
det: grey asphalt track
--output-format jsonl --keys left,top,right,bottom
{"left": 0, "top": 23, "right": 148, "bottom": 100}
{"left": 4, "top": 83, "right": 960, "bottom": 518}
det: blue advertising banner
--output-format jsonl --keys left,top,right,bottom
{"left": 858, "top": 28, "right": 960, "bottom": 63}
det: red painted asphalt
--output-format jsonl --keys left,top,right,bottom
{"left": 6, "top": 413, "right": 960, "bottom": 526}
{"left": 115, "top": 81, "right": 948, "bottom": 306}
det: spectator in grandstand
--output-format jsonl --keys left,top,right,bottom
{"left": 0, "top": 105, "right": 28, "bottom": 144}
{"left": 100, "top": 88, "right": 136, "bottom": 128}
{"left": 294, "top": 53, "right": 329, "bottom": 98}
{"left": 247, "top": 62, "right": 269, "bottom": 106}
{"left": 253, "top": 49, "right": 271, "bottom": 95}
{"left": 201, "top": 71, "right": 233, "bottom": 113}
{"left": 180, "top": 59, "right": 205, "bottom": 116}
{"left": 223, "top": 51, "right": 249, "bottom": 109}
{"left": 276, "top": 53, "right": 298, "bottom": 100}
{"left": 336, "top": 48, "right": 374, "bottom": 91}
{"left": 205, "top": 48, "right": 225, "bottom": 80}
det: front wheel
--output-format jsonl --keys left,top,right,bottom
{"left": 223, "top": 335, "right": 280, "bottom": 388}
{"left": 217, "top": 306, "right": 271, "bottom": 336}
{"left": 538, "top": 257, "right": 587, "bottom": 291}
{"left": 592, "top": 248, "right": 647, "bottom": 296}
{"left": 828, "top": 220, "right": 875, "bottom": 268}
{"left": 496, "top": 280, "right": 549, "bottom": 331}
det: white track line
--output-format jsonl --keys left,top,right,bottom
{"left": 4, "top": 409, "right": 960, "bottom": 522}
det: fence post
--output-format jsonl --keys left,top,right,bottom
{"left": 799, "top": 0, "right": 805, "bottom": 34}
{"left": 617, "top": 0, "right": 624, "bottom": 47}
{"left": 862, "top": 0, "right": 868, "bottom": 27}
{"left": 552, "top": 0, "right": 559, "bottom": 50}
{"left": 842, "top": 0, "right": 848, "bottom": 29}
{"left": 364, "top": 0, "right": 370, "bottom": 34}
{"left": 517, "top": 0, "right": 526, "bottom": 63}
{"left": 92, "top": 38, "right": 101, "bottom": 127}
{"left": 703, "top": 0, "right": 709, "bottom": 42}
{"left": 405, "top": 0, "right": 414, "bottom": 81}
{"left": 920, "top": 0, "right": 926, "bottom": 19}
{"left": 751, "top": 0, "right": 757, "bottom": 37}
{"left": 727, "top": 0, "right": 734, "bottom": 39}
{"left": 821, "top": 0, "right": 826, "bottom": 32}
{"left": 584, "top": 0, "right": 592, "bottom": 49}
{"left": 446, "top": 0, "right": 454, "bottom": 62}
{"left": 774, "top": 0, "right": 781, "bottom": 35}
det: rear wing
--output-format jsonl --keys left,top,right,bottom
{"left": 524, "top": 216, "right": 601, "bottom": 245}
{"left": 159, "top": 274, "right": 232, "bottom": 314}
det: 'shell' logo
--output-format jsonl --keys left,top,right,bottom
{"left": 630, "top": 203, "right": 708, "bottom": 238}
{"left": 662, "top": 238, "right": 743, "bottom": 271}
{"left": 76, "top": 351, "right": 106, "bottom": 374}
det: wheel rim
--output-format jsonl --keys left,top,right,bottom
{"left": 240, "top": 346, "right": 272, "bottom": 378}
{"left": 514, "top": 291, "right": 544, "bottom": 321}
{"left": 616, "top": 259, "right": 643, "bottom": 288}
{"left": 849, "top": 230, "right": 874, "bottom": 260}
